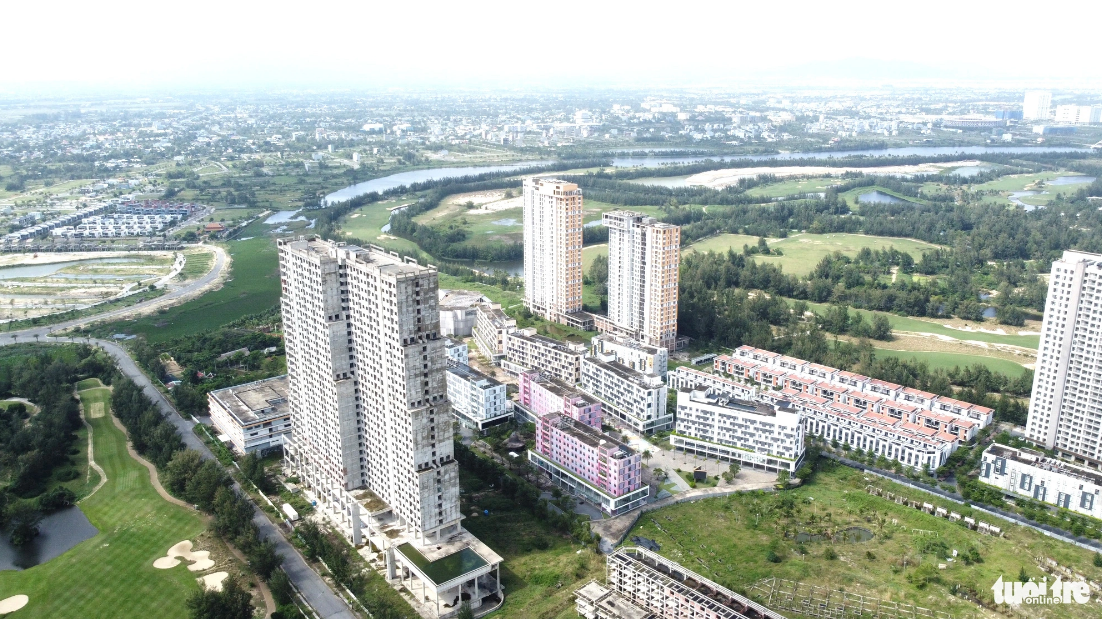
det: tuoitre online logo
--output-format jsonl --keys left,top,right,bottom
{"left": 992, "top": 575, "right": 1092, "bottom": 605}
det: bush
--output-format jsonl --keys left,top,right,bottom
{"left": 823, "top": 547, "right": 838, "bottom": 560}
{"left": 766, "top": 550, "right": 781, "bottom": 563}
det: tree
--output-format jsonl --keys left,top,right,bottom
{"left": 248, "top": 539, "right": 283, "bottom": 581}
{"left": 8, "top": 503, "right": 43, "bottom": 547}
{"left": 186, "top": 575, "right": 254, "bottom": 619}
{"left": 641, "top": 450, "right": 652, "bottom": 466}
{"left": 457, "top": 601, "right": 475, "bottom": 619}
{"left": 268, "top": 570, "right": 293, "bottom": 606}
{"left": 777, "top": 470, "right": 791, "bottom": 488}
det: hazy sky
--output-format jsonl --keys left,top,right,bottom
{"left": 5, "top": 0, "right": 1100, "bottom": 90}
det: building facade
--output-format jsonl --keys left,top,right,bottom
{"left": 591, "top": 333, "right": 669, "bottom": 378}
{"left": 207, "top": 375, "right": 291, "bottom": 455}
{"left": 445, "top": 338, "right": 468, "bottom": 365}
{"left": 603, "top": 211, "right": 681, "bottom": 350}
{"left": 516, "top": 370, "right": 602, "bottom": 428}
{"left": 503, "top": 327, "right": 587, "bottom": 384}
{"left": 530, "top": 413, "right": 648, "bottom": 516}
{"left": 1026, "top": 250, "right": 1102, "bottom": 468}
{"left": 278, "top": 237, "right": 460, "bottom": 543}
{"left": 523, "top": 177, "right": 587, "bottom": 326}
{"left": 673, "top": 387, "right": 804, "bottom": 473}
{"left": 1024, "top": 91, "right": 1052, "bottom": 120}
{"left": 472, "top": 302, "right": 516, "bottom": 364}
{"left": 980, "top": 444, "right": 1102, "bottom": 517}
{"left": 581, "top": 354, "right": 670, "bottom": 434}
{"left": 445, "top": 362, "right": 510, "bottom": 431}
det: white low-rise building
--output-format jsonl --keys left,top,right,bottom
{"left": 980, "top": 444, "right": 1102, "bottom": 517}
{"left": 207, "top": 375, "right": 291, "bottom": 455}
{"left": 445, "top": 338, "right": 468, "bottom": 365}
{"left": 446, "top": 362, "right": 510, "bottom": 431}
{"left": 503, "top": 327, "right": 587, "bottom": 384}
{"left": 472, "top": 302, "right": 516, "bottom": 364}
{"left": 581, "top": 353, "right": 670, "bottom": 434}
{"left": 591, "top": 333, "right": 668, "bottom": 378}
{"left": 673, "top": 386, "right": 804, "bottom": 473}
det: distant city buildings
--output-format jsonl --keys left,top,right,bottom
{"left": 1023, "top": 91, "right": 1052, "bottom": 120}
{"left": 207, "top": 375, "right": 291, "bottom": 455}
{"left": 1026, "top": 250, "right": 1102, "bottom": 468}
{"left": 602, "top": 211, "right": 681, "bottom": 351}
{"left": 1054, "top": 104, "right": 1102, "bottom": 125}
{"left": 522, "top": 178, "right": 591, "bottom": 329}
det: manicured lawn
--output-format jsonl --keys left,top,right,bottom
{"left": 744, "top": 176, "right": 841, "bottom": 198}
{"left": 973, "top": 171, "right": 1066, "bottom": 192}
{"left": 582, "top": 244, "right": 607, "bottom": 272}
{"left": 682, "top": 233, "right": 773, "bottom": 255}
{"left": 0, "top": 384, "right": 208, "bottom": 619}
{"left": 869, "top": 348, "right": 1028, "bottom": 375}
{"left": 626, "top": 463, "right": 1102, "bottom": 619}
{"left": 686, "top": 233, "right": 939, "bottom": 277}
{"left": 101, "top": 221, "right": 282, "bottom": 342}
{"left": 339, "top": 197, "right": 422, "bottom": 253}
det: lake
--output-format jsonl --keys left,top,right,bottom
{"left": 857, "top": 191, "right": 914, "bottom": 205}
{"left": 947, "top": 165, "right": 993, "bottom": 177}
{"left": 0, "top": 507, "right": 98, "bottom": 570}
{"left": 1048, "top": 176, "right": 1097, "bottom": 186}
{"left": 322, "top": 161, "right": 551, "bottom": 206}
{"left": 609, "top": 146, "right": 1088, "bottom": 168}
{"left": 0, "top": 258, "right": 140, "bottom": 281}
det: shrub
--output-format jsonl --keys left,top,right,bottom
{"left": 823, "top": 547, "right": 838, "bottom": 560}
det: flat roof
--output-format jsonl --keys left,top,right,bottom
{"left": 447, "top": 362, "right": 502, "bottom": 388}
{"left": 585, "top": 356, "right": 662, "bottom": 387}
{"left": 548, "top": 413, "right": 633, "bottom": 454}
{"left": 396, "top": 543, "right": 487, "bottom": 586}
{"left": 209, "top": 375, "right": 290, "bottom": 425}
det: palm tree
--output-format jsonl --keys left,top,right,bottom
{"left": 642, "top": 450, "right": 653, "bottom": 466}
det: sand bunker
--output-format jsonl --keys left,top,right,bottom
{"left": 153, "top": 540, "right": 215, "bottom": 571}
{"left": 198, "top": 572, "right": 229, "bottom": 591}
{"left": 89, "top": 402, "right": 105, "bottom": 418}
{"left": 0, "top": 595, "right": 29, "bottom": 614}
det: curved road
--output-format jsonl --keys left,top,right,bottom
{"left": 2, "top": 244, "right": 227, "bottom": 342}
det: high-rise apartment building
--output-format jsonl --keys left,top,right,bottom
{"left": 1023, "top": 91, "right": 1052, "bottom": 121}
{"left": 278, "top": 237, "right": 460, "bottom": 541}
{"left": 523, "top": 178, "right": 588, "bottom": 327}
{"left": 603, "top": 211, "right": 680, "bottom": 350}
{"left": 279, "top": 238, "right": 502, "bottom": 616}
{"left": 1026, "top": 250, "right": 1102, "bottom": 468}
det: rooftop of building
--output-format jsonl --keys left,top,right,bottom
{"left": 208, "top": 375, "right": 290, "bottom": 426}
{"left": 510, "top": 328, "right": 586, "bottom": 353}
{"left": 280, "top": 236, "right": 432, "bottom": 276}
{"left": 446, "top": 362, "right": 502, "bottom": 388}
{"left": 680, "top": 387, "right": 780, "bottom": 418}
{"left": 585, "top": 356, "right": 663, "bottom": 387}
{"left": 534, "top": 375, "right": 596, "bottom": 405}
{"left": 438, "top": 288, "right": 489, "bottom": 309}
{"left": 476, "top": 303, "right": 515, "bottom": 326}
{"left": 545, "top": 413, "right": 634, "bottom": 457}
{"left": 575, "top": 581, "right": 655, "bottom": 619}
{"left": 594, "top": 333, "right": 663, "bottom": 355}
{"left": 986, "top": 444, "right": 1102, "bottom": 486}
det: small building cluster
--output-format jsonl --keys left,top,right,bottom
{"left": 207, "top": 375, "right": 291, "bottom": 455}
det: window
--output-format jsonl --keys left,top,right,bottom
{"left": 1081, "top": 492, "right": 1095, "bottom": 511}
{"left": 1019, "top": 474, "right": 1033, "bottom": 492}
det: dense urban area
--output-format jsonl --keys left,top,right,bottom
{"left": 1, "top": 82, "right": 1102, "bottom": 619}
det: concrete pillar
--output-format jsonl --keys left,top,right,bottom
{"left": 386, "top": 547, "right": 396, "bottom": 580}
{"left": 351, "top": 506, "right": 362, "bottom": 546}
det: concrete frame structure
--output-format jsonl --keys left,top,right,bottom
{"left": 603, "top": 211, "right": 681, "bottom": 351}
{"left": 207, "top": 375, "right": 291, "bottom": 455}
{"left": 591, "top": 333, "right": 669, "bottom": 378}
{"left": 580, "top": 546, "right": 786, "bottom": 619}
{"left": 673, "top": 386, "right": 805, "bottom": 474}
{"left": 980, "top": 444, "right": 1102, "bottom": 517}
{"left": 445, "top": 362, "right": 511, "bottom": 431}
{"left": 581, "top": 353, "right": 670, "bottom": 434}
{"left": 503, "top": 327, "right": 587, "bottom": 384}
{"left": 523, "top": 177, "right": 585, "bottom": 324}
{"left": 472, "top": 302, "right": 515, "bottom": 365}
{"left": 1026, "top": 250, "right": 1102, "bottom": 468}
{"left": 516, "top": 369, "right": 602, "bottom": 428}
{"left": 530, "top": 413, "right": 649, "bottom": 516}
{"left": 438, "top": 289, "right": 487, "bottom": 337}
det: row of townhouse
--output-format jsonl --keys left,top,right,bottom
{"left": 980, "top": 444, "right": 1102, "bottom": 517}
{"left": 52, "top": 213, "right": 182, "bottom": 238}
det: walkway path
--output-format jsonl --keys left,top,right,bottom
{"left": 107, "top": 412, "right": 191, "bottom": 509}
{"left": 74, "top": 386, "right": 108, "bottom": 502}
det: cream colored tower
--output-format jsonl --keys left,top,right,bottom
{"left": 523, "top": 178, "right": 583, "bottom": 324}
{"left": 604, "top": 210, "right": 680, "bottom": 350}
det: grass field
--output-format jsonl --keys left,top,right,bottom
{"left": 460, "top": 471, "right": 604, "bottom": 619}
{"left": 626, "top": 463, "right": 1102, "bottom": 619}
{"left": 869, "top": 348, "right": 1028, "bottom": 375}
{"left": 0, "top": 382, "right": 209, "bottom": 619}
{"left": 178, "top": 250, "right": 214, "bottom": 280}
{"left": 686, "top": 233, "right": 940, "bottom": 277}
{"left": 973, "top": 171, "right": 1067, "bottom": 192}
{"left": 100, "top": 221, "right": 281, "bottom": 342}
{"left": 339, "top": 197, "right": 422, "bottom": 253}
{"left": 745, "top": 176, "right": 840, "bottom": 198}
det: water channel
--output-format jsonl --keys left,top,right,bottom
{"left": 0, "top": 258, "right": 141, "bottom": 281}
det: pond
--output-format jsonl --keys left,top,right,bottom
{"left": 0, "top": 258, "right": 141, "bottom": 281}
{"left": 1047, "top": 176, "right": 1097, "bottom": 186}
{"left": 0, "top": 507, "right": 98, "bottom": 570}
{"left": 793, "top": 526, "right": 874, "bottom": 544}
{"left": 490, "top": 218, "right": 519, "bottom": 227}
{"left": 857, "top": 191, "right": 914, "bottom": 205}
{"left": 1009, "top": 191, "right": 1041, "bottom": 210}
{"left": 947, "top": 165, "right": 993, "bottom": 177}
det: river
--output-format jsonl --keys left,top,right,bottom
{"left": 609, "top": 145, "right": 1089, "bottom": 167}
{"left": 322, "top": 161, "right": 551, "bottom": 206}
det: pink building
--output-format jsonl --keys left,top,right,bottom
{"left": 517, "top": 370, "right": 602, "bottom": 429}
{"left": 530, "top": 413, "right": 648, "bottom": 515}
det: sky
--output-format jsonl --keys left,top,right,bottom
{"left": 4, "top": 0, "right": 1101, "bottom": 91}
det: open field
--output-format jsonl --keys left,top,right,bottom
{"left": 972, "top": 171, "right": 1069, "bottom": 192}
{"left": 745, "top": 177, "right": 840, "bottom": 198}
{"left": 0, "top": 383, "right": 210, "bottom": 619}
{"left": 460, "top": 470, "right": 605, "bottom": 619}
{"left": 686, "top": 233, "right": 940, "bottom": 277}
{"left": 582, "top": 244, "right": 608, "bottom": 272}
{"left": 626, "top": 463, "right": 1102, "bottom": 619}
{"left": 869, "top": 348, "right": 1029, "bottom": 375}
{"left": 99, "top": 222, "right": 280, "bottom": 341}
{"left": 338, "top": 197, "right": 421, "bottom": 253}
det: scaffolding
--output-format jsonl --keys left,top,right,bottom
{"left": 750, "top": 578, "right": 952, "bottom": 619}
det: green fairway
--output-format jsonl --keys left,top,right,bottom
{"left": 744, "top": 176, "right": 840, "bottom": 198}
{"left": 686, "top": 233, "right": 939, "bottom": 277}
{"left": 101, "top": 221, "right": 281, "bottom": 342}
{"left": 339, "top": 197, "right": 421, "bottom": 253}
{"left": 626, "top": 463, "right": 1102, "bottom": 619}
{"left": 0, "top": 383, "right": 207, "bottom": 619}
{"left": 870, "top": 348, "right": 1028, "bottom": 375}
{"left": 973, "top": 171, "right": 1067, "bottom": 192}
{"left": 582, "top": 244, "right": 607, "bottom": 272}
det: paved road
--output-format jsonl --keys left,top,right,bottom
{"left": 4, "top": 336, "right": 357, "bottom": 619}
{"left": 1, "top": 243, "right": 227, "bottom": 342}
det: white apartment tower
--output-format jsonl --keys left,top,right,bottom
{"left": 604, "top": 210, "right": 681, "bottom": 350}
{"left": 523, "top": 178, "right": 584, "bottom": 324}
{"left": 1026, "top": 250, "right": 1102, "bottom": 468}
{"left": 278, "top": 237, "right": 461, "bottom": 543}
{"left": 1023, "top": 91, "right": 1052, "bottom": 121}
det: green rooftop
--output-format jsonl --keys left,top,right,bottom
{"left": 396, "top": 543, "right": 488, "bottom": 585}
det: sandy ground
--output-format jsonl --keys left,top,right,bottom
{"left": 0, "top": 251, "right": 174, "bottom": 268}
{"left": 0, "top": 595, "right": 29, "bottom": 614}
{"left": 686, "top": 160, "right": 984, "bottom": 189}
{"left": 153, "top": 540, "right": 215, "bottom": 571}
{"left": 198, "top": 572, "right": 229, "bottom": 591}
